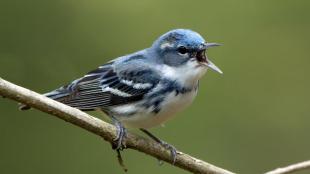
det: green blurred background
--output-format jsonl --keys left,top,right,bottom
{"left": 1, "top": 0, "right": 310, "bottom": 173}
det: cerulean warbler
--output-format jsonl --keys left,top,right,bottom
{"left": 20, "top": 29, "right": 222, "bottom": 163}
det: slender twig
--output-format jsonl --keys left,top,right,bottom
{"left": 0, "top": 77, "right": 234, "bottom": 174}
{"left": 116, "top": 150, "right": 128, "bottom": 172}
{"left": 265, "top": 160, "right": 310, "bottom": 174}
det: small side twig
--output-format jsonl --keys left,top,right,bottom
{"left": 265, "top": 160, "right": 310, "bottom": 174}
{"left": 116, "top": 150, "right": 128, "bottom": 172}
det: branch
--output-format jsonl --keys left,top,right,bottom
{"left": 265, "top": 160, "right": 310, "bottom": 174}
{"left": 0, "top": 77, "right": 234, "bottom": 174}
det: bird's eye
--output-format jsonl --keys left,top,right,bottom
{"left": 177, "top": 46, "right": 187, "bottom": 54}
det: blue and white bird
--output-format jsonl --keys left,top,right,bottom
{"left": 20, "top": 29, "right": 222, "bottom": 162}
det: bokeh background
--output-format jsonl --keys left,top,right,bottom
{"left": 1, "top": 0, "right": 310, "bottom": 173}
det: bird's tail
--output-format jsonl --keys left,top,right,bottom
{"left": 19, "top": 86, "right": 70, "bottom": 110}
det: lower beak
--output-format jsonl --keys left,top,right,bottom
{"left": 206, "top": 59, "right": 223, "bottom": 74}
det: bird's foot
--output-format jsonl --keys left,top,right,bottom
{"left": 112, "top": 119, "right": 127, "bottom": 151}
{"left": 110, "top": 118, "right": 128, "bottom": 172}
{"left": 159, "top": 140, "right": 177, "bottom": 164}
{"left": 140, "top": 129, "right": 177, "bottom": 164}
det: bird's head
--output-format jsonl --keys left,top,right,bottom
{"left": 152, "top": 29, "right": 222, "bottom": 75}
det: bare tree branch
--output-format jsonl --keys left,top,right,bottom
{"left": 3, "top": 77, "right": 310, "bottom": 174}
{"left": 265, "top": 160, "right": 310, "bottom": 174}
{"left": 0, "top": 77, "right": 235, "bottom": 174}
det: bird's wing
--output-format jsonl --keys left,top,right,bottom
{"left": 44, "top": 61, "right": 160, "bottom": 111}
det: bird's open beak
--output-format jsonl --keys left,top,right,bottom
{"left": 200, "top": 42, "right": 223, "bottom": 74}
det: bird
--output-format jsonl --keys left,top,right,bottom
{"left": 19, "top": 29, "right": 223, "bottom": 163}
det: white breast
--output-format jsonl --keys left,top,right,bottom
{"left": 150, "top": 89, "right": 198, "bottom": 126}
{"left": 160, "top": 60, "right": 207, "bottom": 88}
{"left": 117, "top": 89, "right": 197, "bottom": 128}
{"left": 111, "top": 61, "right": 206, "bottom": 128}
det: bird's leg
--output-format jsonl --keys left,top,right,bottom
{"left": 111, "top": 117, "right": 127, "bottom": 150}
{"left": 140, "top": 128, "right": 177, "bottom": 164}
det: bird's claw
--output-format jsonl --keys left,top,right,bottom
{"left": 139, "top": 128, "right": 177, "bottom": 165}
{"left": 111, "top": 119, "right": 128, "bottom": 172}
{"left": 112, "top": 121, "right": 127, "bottom": 150}
{"left": 160, "top": 141, "right": 177, "bottom": 164}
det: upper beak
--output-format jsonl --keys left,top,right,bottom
{"left": 204, "top": 42, "right": 222, "bottom": 49}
